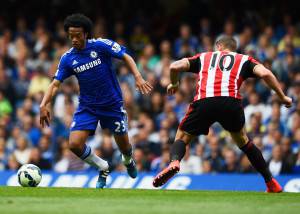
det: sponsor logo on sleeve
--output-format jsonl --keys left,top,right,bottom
{"left": 112, "top": 42, "right": 121, "bottom": 53}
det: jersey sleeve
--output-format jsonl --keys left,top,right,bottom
{"left": 97, "top": 38, "right": 126, "bottom": 59}
{"left": 186, "top": 54, "right": 201, "bottom": 73}
{"left": 53, "top": 54, "right": 73, "bottom": 82}
{"left": 240, "top": 56, "right": 260, "bottom": 79}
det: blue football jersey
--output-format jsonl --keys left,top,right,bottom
{"left": 54, "top": 38, "right": 126, "bottom": 106}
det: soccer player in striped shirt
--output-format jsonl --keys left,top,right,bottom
{"left": 153, "top": 36, "right": 292, "bottom": 193}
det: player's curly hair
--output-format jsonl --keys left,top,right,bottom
{"left": 63, "top": 13, "right": 93, "bottom": 38}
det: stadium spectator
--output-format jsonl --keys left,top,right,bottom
{"left": 268, "top": 144, "right": 293, "bottom": 176}
{"left": 294, "top": 151, "right": 300, "bottom": 173}
{"left": 29, "top": 147, "right": 51, "bottom": 170}
{"left": 281, "top": 137, "right": 296, "bottom": 169}
{"left": 253, "top": 136, "right": 271, "bottom": 161}
{"left": 0, "top": 67, "right": 16, "bottom": 108}
{"left": 221, "top": 148, "right": 239, "bottom": 173}
{"left": 244, "top": 92, "right": 271, "bottom": 123}
{"left": 154, "top": 40, "right": 173, "bottom": 77}
{"left": 246, "top": 113, "right": 266, "bottom": 139}
{"left": 198, "top": 17, "right": 212, "bottom": 38}
{"left": 0, "top": 90, "right": 12, "bottom": 117}
{"left": 13, "top": 65, "right": 30, "bottom": 101}
{"left": 54, "top": 139, "right": 85, "bottom": 172}
{"left": 292, "top": 128, "right": 300, "bottom": 152}
{"left": 216, "top": 19, "right": 239, "bottom": 47}
{"left": 13, "top": 136, "right": 32, "bottom": 165}
{"left": 53, "top": 81, "right": 78, "bottom": 120}
{"left": 262, "top": 122, "right": 283, "bottom": 147}
{"left": 97, "top": 133, "right": 121, "bottom": 170}
{"left": 137, "top": 43, "right": 159, "bottom": 76}
{"left": 205, "top": 136, "right": 224, "bottom": 172}
{"left": 7, "top": 154, "right": 20, "bottom": 170}
{"left": 256, "top": 35, "right": 269, "bottom": 62}
{"left": 151, "top": 144, "right": 170, "bottom": 173}
{"left": 133, "top": 148, "right": 150, "bottom": 172}
{"left": 202, "top": 160, "right": 212, "bottom": 173}
{"left": 130, "top": 25, "right": 150, "bottom": 55}
{"left": 239, "top": 155, "right": 255, "bottom": 173}
{"left": 38, "top": 135, "right": 53, "bottom": 166}
{"left": 263, "top": 101, "right": 286, "bottom": 133}
{"left": 180, "top": 146, "right": 202, "bottom": 174}
{"left": 0, "top": 137, "right": 7, "bottom": 170}
{"left": 28, "top": 66, "right": 51, "bottom": 96}
{"left": 174, "top": 24, "right": 198, "bottom": 58}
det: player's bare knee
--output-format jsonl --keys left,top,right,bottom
{"left": 68, "top": 141, "right": 83, "bottom": 155}
{"left": 175, "top": 129, "right": 194, "bottom": 145}
{"left": 237, "top": 137, "right": 248, "bottom": 148}
{"left": 230, "top": 131, "right": 248, "bottom": 148}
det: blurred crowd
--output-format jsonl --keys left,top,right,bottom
{"left": 0, "top": 9, "right": 300, "bottom": 176}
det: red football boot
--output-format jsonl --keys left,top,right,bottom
{"left": 266, "top": 178, "right": 283, "bottom": 193}
{"left": 153, "top": 160, "right": 180, "bottom": 187}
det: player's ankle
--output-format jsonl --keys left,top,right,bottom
{"left": 170, "top": 140, "right": 186, "bottom": 161}
{"left": 122, "top": 154, "right": 132, "bottom": 165}
{"left": 102, "top": 161, "right": 109, "bottom": 171}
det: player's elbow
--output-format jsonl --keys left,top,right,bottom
{"left": 169, "top": 61, "right": 182, "bottom": 72}
{"left": 259, "top": 68, "right": 272, "bottom": 79}
{"left": 254, "top": 65, "right": 272, "bottom": 79}
{"left": 123, "top": 53, "right": 133, "bottom": 63}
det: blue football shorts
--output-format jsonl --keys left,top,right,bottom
{"left": 70, "top": 104, "right": 128, "bottom": 135}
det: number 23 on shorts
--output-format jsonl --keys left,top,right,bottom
{"left": 114, "top": 120, "right": 126, "bottom": 133}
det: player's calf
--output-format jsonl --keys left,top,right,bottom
{"left": 239, "top": 140, "right": 283, "bottom": 192}
{"left": 69, "top": 141, "right": 109, "bottom": 171}
{"left": 240, "top": 140, "right": 273, "bottom": 183}
{"left": 231, "top": 130, "right": 281, "bottom": 192}
{"left": 69, "top": 141, "right": 85, "bottom": 157}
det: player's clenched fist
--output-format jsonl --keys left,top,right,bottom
{"left": 39, "top": 105, "right": 51, "bottom": 128}
{"left": 279, "top": 96, "right": 293, "bottom": 108}
{"left": 167, "top": 82, "right": 179, "bottom": 95}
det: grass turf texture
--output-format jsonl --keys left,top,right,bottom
{"left": 0, "top": 187, "right": 300, "bottom": 214}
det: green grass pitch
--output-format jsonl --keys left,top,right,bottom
{"left": 0, "top": 187, "right": 300, "bottom": 214}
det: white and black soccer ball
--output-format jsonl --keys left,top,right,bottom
{"left": 17, "top": 164, "right": 42, "bottom": 187}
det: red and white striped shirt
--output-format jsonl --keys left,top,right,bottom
{"left": 187, "top": 51, "right": 259, "bottom": 101}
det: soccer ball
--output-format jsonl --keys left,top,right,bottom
{"left": 17, "top": 164, "right": 42, "bottom": 187}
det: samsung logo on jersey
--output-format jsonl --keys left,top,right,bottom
{"left": 73, "top": 58, "right": 101, "bottom": 73}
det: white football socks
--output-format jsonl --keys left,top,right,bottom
{"left": 84, "top": 152, "right": 109, "bottom": 171}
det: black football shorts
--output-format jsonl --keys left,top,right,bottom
{"left": 179, "top": 97, "right": 245, "bottom": 136}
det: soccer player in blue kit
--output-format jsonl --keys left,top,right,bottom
{"left": 39, "top": 14, "right": 153, "bottom": 188}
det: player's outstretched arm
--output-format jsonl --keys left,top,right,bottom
{"left": 123, "top": 53, "right": 153, "bottom": 95}
{"left": 253, "top": 64, "right": 292, "bottom": 108}
{"left": 167, "top": 58, "right": 190, "bottom": 95}
{"left": 39, "top": 79, "right": 61, "bottom": 127}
